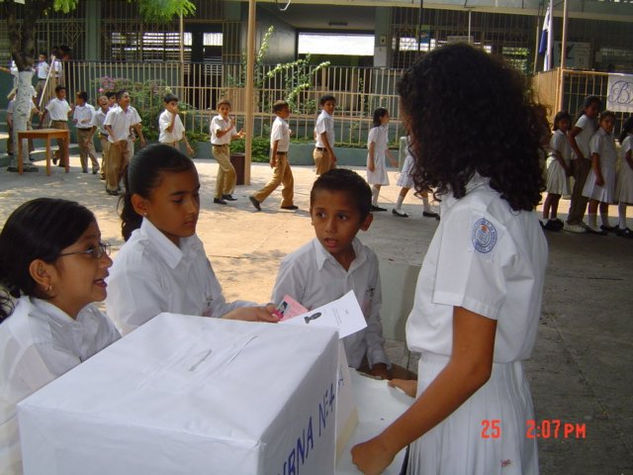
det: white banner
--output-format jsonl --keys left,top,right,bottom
{"left": 607, "top": 74, "right": 633, "bottom": 113}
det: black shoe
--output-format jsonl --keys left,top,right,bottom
{"left": 92, "top": 169, "right": 99, "bottom": 175}
{"left": 222, "top": 194, "right": 238, "bottom": 201}
{"left": 213, "top": 197, "right": 228, "bottom": 205}
{"left": 616, "top": 227, "right": 633, "bottom": 238}
{"left": 249, "top": 196, "right": 261, "bottom": 211}
{"left": 423, "top": 211, "right": 441, "bottom": 220}
{"left": 371, "top": 205, "right": 387, "bottom": 212}
{"left": 281, "top": 205, "right": 298, "bottom": 210}
{"left": 52, "top": 156, "right": 58, "bottom": 164}
{"left": 543, "top": 220, "right": 562, "bottom": 232}
{"left": 392, "top": 208, "right": 409, "bottom": 218}
{"left": 600, "top": 224, "right": 616, "bottom": 233}
{"left": 106, "top": 189, "right": 120, "bottom": 196}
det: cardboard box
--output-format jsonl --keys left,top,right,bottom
{"left": 18, "top": 314, "right": 339, "bottom": 475}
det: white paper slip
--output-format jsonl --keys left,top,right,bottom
{"left": 280, "top": 290, "right": 367, "bottom": 339}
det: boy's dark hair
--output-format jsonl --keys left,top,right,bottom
{"left": 397, "top": 43, "right": 545, "bottom": 211}
{"left": 39, "top": 52, "right": 47, "bottom": 58}
{"left": 54, "top": 85, "right": 66, "bottom": 94}
{"left": 0, "top": 199, "right": 95, "bottom": 322}
{"left": 116, "top": 90, "right": 128, "bottom": 101}
{"left": 76, "top": 91, "right": 88, "bottom": 102}
{"left": 553, "top": 111, "right": 571, "bottom": 131}
{"left": 217, "top": 98, "right": 232, "bottom": 109}
{"left": 120, "top": 144, "right": 197, "bottom": 241}
{"left": 372, "top": 107, "right": 388, "bottom": 128}
{"left": 272, "top": 100, "right": 289, "bottom": 114}
{"left": 164, "top": 93, "right": 179, "bottom": 103}
{"left": 310, "top": 168, "right": 372, "bottom": 220}
{"left": 105, "top": 91, "right": 116, "bottom": 100}
{"left": 598, "top": 110, "right": 616, "bottom": 122}
{"left": 619, "top": 116, "right": 633, "bottom": 144}
{"left": 319, "top": 94, "right": 336, "bottom": 106}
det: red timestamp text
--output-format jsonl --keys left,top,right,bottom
{"left": 526, "top": 419, "right": 587, "bottom": 439}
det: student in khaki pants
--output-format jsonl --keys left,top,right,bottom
{"left": 249, "top": 100, "right": 298, "bottom": 211}
{"left": 313, "top": 94, "right": 338, "bottom": 175}
{"left": 210, "top": 99, "right": 245, "bottom": 205}
{"left": 93, "top": 96, "right": 111, "bottom": 180}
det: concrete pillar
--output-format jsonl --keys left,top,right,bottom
{"left": 85, "top": 0, "right": 100, "bottom": 61}
{"left": 374, "top": 7, "right": 392, "bottom": 68}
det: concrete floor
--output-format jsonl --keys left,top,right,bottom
{"left": 1, "top": 157, "right": 632, "bottom": 474}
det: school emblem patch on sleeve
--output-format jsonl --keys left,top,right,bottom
{"left": 472, "top": 218, "right": 497, "bottom": 253}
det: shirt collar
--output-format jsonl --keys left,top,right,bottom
{"left": 140, "top": 218, "right": 199, "bottom": 269}
{"left": 312, "top": 237, "right": 366, "bottom": 272}
{"left": 441, "top": 172, "right": 490, "bottom": 210}
{"left": 30, "top": 296, "right": 78, "bottom": 327}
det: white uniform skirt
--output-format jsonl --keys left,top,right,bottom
{"left": 582, "top": 164, "right": 616, "bottom": 203}
{"left": 545, "top": 156, "right": 569, "bottom": 195}
{"left": 397, "top": 155, "right": 415, "bottom": 188}
{"left": 407, "top": 353, "right": 538, "bottom": 475}
{"left": 367, "top": 153, "right": 389, "bottom": 185}
{"left": 616, "top": 160, "right": 633, "bottom": 205}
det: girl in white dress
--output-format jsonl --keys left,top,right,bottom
{"left": 542, "top": 111, "right": 572, "bottom": 231}
{"left": 615, "top": 117, "right": 633, "bottom": 237}
{"left": 582, "top": 111, "right": 618, "bottom": 234}
{"left": 352, "top": 43, "right": 546, "bottom": 475}
{"left": 367, "top": 108, "right": 397, "bottom": 211}
{"left": 0, "top": 198, "right": 120, "bottom": 474}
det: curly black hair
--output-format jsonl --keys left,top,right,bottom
{"left": 397, "top": 43, "right": 545, "bottom": 211}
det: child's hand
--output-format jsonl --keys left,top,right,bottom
{"left": 388, "top": 378, "right": 417, "bottom": 398}
{"left": 270, "top": 157, "right": 277, "bottom": 168}
{"left": 351, "top": 436, "right": 395, "bottom": 475}
{"left": 369, "top": 364, "right": 390, "bottom": 380}
{"left": 186, "top": 144, "right": 194, "bottom": 156}
{"left": 368, "top": 159, "right": 375, "bottom": 172}
{"left": 596, "top": 174, "right": 605, "bottom": 187}
{"left": 223, "top": 305, "right": 279, "bottom": 323}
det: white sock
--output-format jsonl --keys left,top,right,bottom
{"left": 395, "top": 194, "right": 404, "bottom": 210}
{"left": 371, "top": 186, "right": 380, "bottom": 206}
{"left": 587, "top": 213, "right": 598, "bottom": 229}
{"left": 600, "top": 208, "right": 610, "bottom": 227}
{"left": 619, "top": 203, "right": 628, "bottom": 229}
{"left": 422, "top": 194, "right": 431, "bottom": 212}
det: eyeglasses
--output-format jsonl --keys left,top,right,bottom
{"left": 58, "top": 242, "right": 111, "bottom": 260}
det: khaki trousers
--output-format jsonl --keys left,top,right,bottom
{"left": 77, "top": 128, "right": 99, "bottom": 172}
{"left": 106, "top": 140, "right": 131, "bottom": 192}
{"left": 566, "top": 158, "right": 591, "bottom": 225}
{"left": 313, "top": 148, "right": 335, "bottom": 175}
{"left": 50, "top": 120, "right": 69, "bottom": 166}
{"left": 253, "top": 153, "right": 294, "bottom": 207}
{"left": 99, "top": 135, "right": 111, "bottom": 179}
{"left": 212, "top": 144, "right": 236, "bottom": 198}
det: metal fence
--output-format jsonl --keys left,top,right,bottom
{"left": 50, "top": 60, "right": 407, "bottom": 146}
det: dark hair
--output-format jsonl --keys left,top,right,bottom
{"left": 105, "top": 91, "right": 116, "bottom": 99}
{"left": 273, "top": 100, "right": 289, "bottom": 114}
{"left": 0, "top": 199, "right": 95, "bottom": 322}
{"left": 372, "top": 107, "right": 388, "bottom": 127}
{"left": 164, "top": 93, "right": 178, "bottom": 103}
{"left": 120, "top": 144, "right": 197, "bottom": 241}
{"left": 397, "top": 43, "right": 544, "bottom": 211}
{"left": 619, "top": 116, "right": 633, "bottom": 144}
{"left": 217, "top": 98, "right": 232, "bottom": 109}
{"left": 54, "top": 85, "right": 66, "bottom": 93}
{"left": 553, "top": 111, "right": 571, "bottom": 131}
{"left": 76, "top": 91, "right": 88, "bottom": 102}
{"left": 310, "top": 168, "right": 372, "bottom": 220}
{"left": 598, "top": 110, "right": 616, "bottom": 123}
{"left": 116, "top": 90, "right": 129, "bottom": 101}
{"left": 575, "top": 95, "right": 602, "bottom": 122}
{"left": 319, "top": 94, "right": 336, "bottom": 106}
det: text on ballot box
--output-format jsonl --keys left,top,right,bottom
{"left": 18, "top": 314, "right": 339, "bottom": 475}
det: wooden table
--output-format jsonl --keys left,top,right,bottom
{"left": 18, "top": 128, "right": 70, "bottom": 175}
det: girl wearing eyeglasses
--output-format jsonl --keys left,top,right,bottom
{"left": 0, "top": 198, "right": 120, "bottom": 474}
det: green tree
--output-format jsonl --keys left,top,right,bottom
{"left": 1, "top": 0, "right": 195, "bottom": 171}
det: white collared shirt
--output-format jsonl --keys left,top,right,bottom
{"left": 571, "top": 114, "right": 597, "bottom": 160}
{"left": 35, "top": 61, "right": 49, "bottom": 79}
{"left": 158, "top": 109, "right": 186, "bottom": 143}
{"left": 589, "top": 127, "right": 617, "bottom": 166}
{"left": 549, "top": 129, "right": 571, "bottom": 164}
{"left": 314, "top": 109, "right": 334, "bottom": 148}
{"left": 45, "top": 98, "right": 70, "bottom": 121}
{"left": 210, "top": 114, "right": 237, "bottom": 145}
{"left": 103, "top": 106, "right": 141, "bottom": 143}
{"left": 406, "top": 174, "right": 548, "bottom": 362}
{"left": 270, "top": 116, "right": 290, "bottom": 152}
{"left": 367, "top": 125, "right": 388, "bottom": 157}
{"left": 106, "top": 218, "right": 253, "bottom": 335}
{"left": 0, "top": 297, "right": 120, "bottom": 474}
{"left": 92, "top": 107, "right": 110, "bottom": 135}
{"left": 73, "top": 103, "right": 95, "bottom": 128}
{"left": 272, "top": 237, "right": 390, "bottom": 370}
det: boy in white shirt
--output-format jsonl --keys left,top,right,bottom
{"left": 73, "top": 91, "right": 99, "bottom": 174}
{"left": 40, "top": 85, "right": 71, "bottom": 167}
{"left": 272, "top": 168, "right": 395, "bottom": 379}
{"left": 158, "top": 93, "right": 194, "bottom": 155}
{"left": 35, "top": 52, "right": 49, "bottom": 103}
{"left": 313, "top": 94, "right": 337, "bottom": 175}
{"left": 210, "top": 98, "right": 245, "bottom": 205}
{"left": 92, "top": 95, "right": 111, "bottom": 180}
{"left": 249, "top": 100, "right": 297, "bottom": 211}
{"left": 104, "top": 90, "right": 146, "bottom": 195}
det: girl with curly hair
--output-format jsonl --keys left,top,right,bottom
{"left": 352, "top": 43, "right": 546, "bottom": 475}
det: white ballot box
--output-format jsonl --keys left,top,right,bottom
{"left": 18, "top": 314, "right": 339, "bottom": 475}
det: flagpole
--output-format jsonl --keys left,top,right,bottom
{"left": 558, "top": 0, "right": 569, "bottom": 111}
{"left": 545, "top": 0, "right": 553, "bottom": 70}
